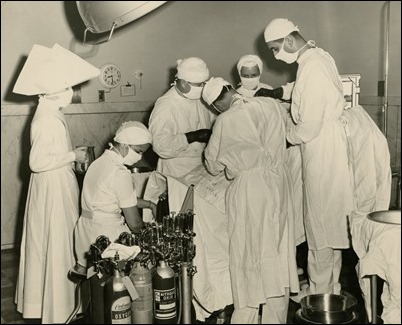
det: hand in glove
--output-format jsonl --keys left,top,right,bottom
{"left": 185, "top": 129, "right": 212, "bottom": 144}
{"left": 254, "top": 87, "right": 284, "bottom": 99}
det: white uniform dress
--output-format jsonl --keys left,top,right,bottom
{"left": 236, "top": 82, "right": 272, "bottom": 98}
{"left": 149, "top": 86, "right": 216, "bottom": 178}
{"left": 74, "top": 149, "right": 137, "bottom": 267}
{"left": 205, "top": 96, "right": 299, "bottom": 323}
{"left": 15, "top": 97, "right": 79, "bottom": 323}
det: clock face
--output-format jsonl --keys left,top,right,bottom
{"left": 99, "top": 64, "right": 122, "bottom": 88}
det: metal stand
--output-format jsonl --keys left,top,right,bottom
{"left": 371, "top": 275, "right": 377, "bottom": 324}
{"left": 65, "top": 279, "right": 83, "bottom": 324}
{"left": 181, "top": 262, "right": 193, "bottom": 324}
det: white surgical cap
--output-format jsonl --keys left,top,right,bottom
{"left": 114, "top": 121, "right": 152, "bottom": 145}
{"left": 13, "top": 43, "right": 100, "bottom": 96}
{"left": 237, "top": 55, "right": 263, "bottom": 76}
{"left": 264, "top": 18, "right": 300, "bottom": 43}
{"left": 176, "top": 57, "right": 209, "bottom": 83}
{"left": 202, "top": 77, "right": 232, "bottom": 106}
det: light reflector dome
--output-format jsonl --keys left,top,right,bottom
{"left": 76, "top": 1, "right": 167, "bottom": 44}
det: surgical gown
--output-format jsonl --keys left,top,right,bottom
{"left": 205, "top": 96, "right": 299, "bottom": 309}
{"left": 149, "top": 86, "right": 216, "bottom": 178}
{"left": 287, "top": 48, "right": 354, "bottom": 250}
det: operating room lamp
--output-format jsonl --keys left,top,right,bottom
{"left": 76, "top": 1, "right": 167, "bottom": 45}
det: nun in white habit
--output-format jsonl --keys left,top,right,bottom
{"left": 13, "top": 43, "right": 99, "bottom": 323}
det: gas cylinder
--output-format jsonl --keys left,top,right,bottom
{"left": 130, "top": 262, "right": 153, "bottom": 324}
{"left": 152, "top": 260, "right": 177, "bottom": 324}
{"left": 104, "top": 254, "right": 132, "bottom": 324}
{"left": 90, "top": 272, "right": 110, "bottom": 324}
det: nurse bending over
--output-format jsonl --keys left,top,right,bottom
{"left": 73, "top": 121, "right": 157, "bottom": 276}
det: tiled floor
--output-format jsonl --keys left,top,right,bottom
{"left": 1, "top": 244, "right": 379, "bottom": 324}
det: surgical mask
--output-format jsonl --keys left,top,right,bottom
{"left": 183, "top": 84, "right": 203, "bottom": 100}
{"left": 275, "top": 40, "right": 312, "bottom": 64}
{"left": 240, "top": 77, "right": 260, "bottom": 90}
{"left": 122, "top": 147, "right": 142, "bottom": 166}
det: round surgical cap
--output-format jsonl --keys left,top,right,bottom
{"left": 264, "top": 18, "right": 300, "bottom": 43}
{"left": 176, "top": 57, "right": 209, "bottom": 83}
{"left": 237, "top": 55, "right": 263, "bottom": 76}
{"left": 114, "top": 121, "right": 152, "bottom": 145}
{"left": 202, "top": 77, "right": 232, "bottom": 106}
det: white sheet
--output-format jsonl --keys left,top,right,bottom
{"left": 349, "top": 211, "right": 401, "bottom": 324}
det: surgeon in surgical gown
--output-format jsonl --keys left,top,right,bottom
{"left": 203, "top": 77, "right": 299, "bottom": 324}
{"left": 235, "top": 54, "right": 273, "bottom": 98}
{"left": 149, "top": 57, "right": 216, "bottom": 178}
{"left": 12, "top": 44, "right": 99, "bottom": 323}
{"left": 264, "top": 18, "right": 355, "bottom": 297}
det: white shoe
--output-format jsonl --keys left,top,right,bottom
{"left": 297, "top": 267, "right": 304, "bottom": 276}
{"left": 290, "top": 283, "right": 309, "bottom": 304}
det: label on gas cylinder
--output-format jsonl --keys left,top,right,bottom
{"left": 111, "top": 296, "right": 132, "bottom": 324}
{"left": 154, "top": 288, "right": 176, "bottom": 320}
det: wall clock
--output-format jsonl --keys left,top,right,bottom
{"left": 98, "top": 63, "right": 122, "bottom": 88}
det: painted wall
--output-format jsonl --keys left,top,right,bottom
{"left": 1, "top": 1, "right": 401, "bottom": 105}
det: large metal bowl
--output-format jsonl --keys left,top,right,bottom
{"left": 367, "top": 209, "right": 401, "bottom": 225}
{"left": 300, "top": 291, "right": 357, "bottom": 324}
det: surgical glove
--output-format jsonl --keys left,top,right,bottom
{"left": 254, "top": 87, "right": 284, "bottom": 99}
{"left": 185, "top": 129, "right": 212, "bottom": 144}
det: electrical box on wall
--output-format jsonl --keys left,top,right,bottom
{"left": 340, "top": 74, "right": 361, "bottom": 109}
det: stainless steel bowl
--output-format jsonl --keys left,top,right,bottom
{"left": 367, "top": 209, "right": 401, "bottom": 225}
{"left": 300, "top": 291, "right": 357, "bottom": 324}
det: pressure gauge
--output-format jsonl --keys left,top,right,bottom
{"left": 98, "top": 63, "right": 122, "bottom": 88}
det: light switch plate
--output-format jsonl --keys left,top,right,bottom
{"left": 120, "top": 85, "right": 136, "bottom": 96}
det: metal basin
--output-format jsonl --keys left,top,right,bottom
{"left": 367, "top": 209, "right": 401, "bottom": 225}
{"left": 300, "top": 291, "right": 357, "bottom": 324}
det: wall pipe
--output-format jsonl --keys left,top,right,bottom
{"left": 382, "top": 1, "right": 391, "bottom": 137}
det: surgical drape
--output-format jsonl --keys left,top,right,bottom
{"left": 142, "top": 168, "right": 233, "bottom": 321}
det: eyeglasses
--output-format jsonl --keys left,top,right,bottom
{"left": 187, "top": 81, "right": 205, "bottom": 87}
{"left": 129, "top": 145, "right": 144, "bottom": 155}
{"left": 212, "top": 102, "right": 224, "bottom": 113}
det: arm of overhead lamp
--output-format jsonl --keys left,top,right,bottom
{"left": 82, "top": 22, "right": 118, "bottom": 46}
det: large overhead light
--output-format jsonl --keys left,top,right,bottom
{"left": 76, "top": 1, "right": 167, "bottom": 45}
